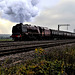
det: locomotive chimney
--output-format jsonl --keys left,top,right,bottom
{"left": 20, "top": 23, "right": 23, "bottom": 25}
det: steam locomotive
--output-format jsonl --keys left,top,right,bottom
{"left": 11, "top": 23, "right": 75, "bottom": 41}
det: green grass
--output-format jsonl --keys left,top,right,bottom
{"left": 0, "top": 39, "right": 13, "bottom": 41}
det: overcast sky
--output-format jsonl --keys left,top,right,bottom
{"left": 0, "top": 0, "right": 75, "bottom": 34}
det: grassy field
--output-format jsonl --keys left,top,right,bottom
{"left": 0, "top": 46, "right": 75, "bottom": 75}
{"left": 0, "top": 34, "right": 11, "bottom": 41}
{"left": 0, "top": 39, "right": 13, "bottom": 41}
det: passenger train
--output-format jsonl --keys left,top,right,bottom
{"left": 11, "top": 23, "right": 75, "bottom": 41}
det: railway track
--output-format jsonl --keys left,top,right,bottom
{"left": 0, "top": 39, "right": 75, "bottom": 56}
{"left": 0, "top": 40, "right": 65, "bottom": 47}
{"left": 0, "top": 39, "right": 74, "bottom": 47}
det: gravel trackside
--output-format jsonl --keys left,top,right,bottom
{"left": 0, "top": 43, "right": 75, "bottom": 67}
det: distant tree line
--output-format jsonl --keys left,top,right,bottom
{"left": 0, "top": 34, "right": 11, "bottom": 39}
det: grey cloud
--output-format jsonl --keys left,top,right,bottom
{"left": 32, "top": 1, "right": 75, "bottom": 32}
{"left": 0, "top": 0, "right": 39, "bottom": 23}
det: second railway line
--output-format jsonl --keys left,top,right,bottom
{"left": 0, "top": 39, "right": 75, "bottom": 56}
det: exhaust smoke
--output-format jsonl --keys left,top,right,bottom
{"left": 0, "top": 0, "right": 39, "bottom": 23}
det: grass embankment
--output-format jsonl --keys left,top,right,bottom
{"left": 0, "top": 39, "right": 13, "bottom": 41}
{"left": 0, "top": 47, "right": 75, "bottom": 75}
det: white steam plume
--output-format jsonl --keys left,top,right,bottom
{"left": 0, "top": 0, "right": 39, "bottom": 23}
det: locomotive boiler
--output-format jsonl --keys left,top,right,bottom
{"left": 11, "top": 23, "right": 75, "bottom": 41}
